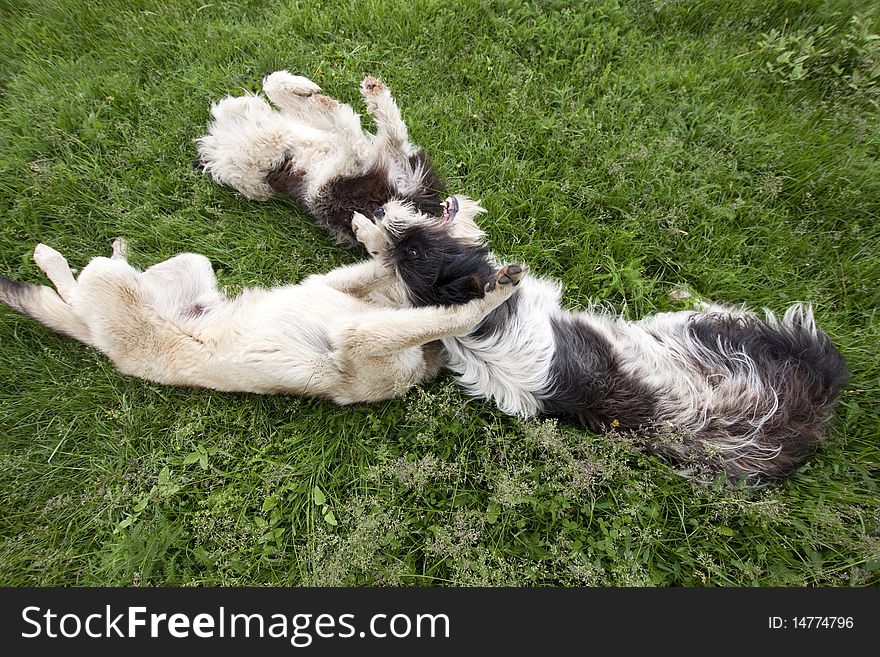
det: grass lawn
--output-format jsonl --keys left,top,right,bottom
{"left": 0, "top": 0, "right": 877, "bottom": 586}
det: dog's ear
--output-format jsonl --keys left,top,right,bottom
{"left": 434, "top": 275, "right": 486, "bottom": 305}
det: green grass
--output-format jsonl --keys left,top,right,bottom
{"left": 0, "top": 0, "right": 878, "bottom": 586}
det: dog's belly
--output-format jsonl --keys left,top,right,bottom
{"left": 335, "top": 345, "right": 430, "bottom": 404}
{"left": 175, "top": 285, "right": 431, "bottom": 402}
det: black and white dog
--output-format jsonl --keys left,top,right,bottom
{"left": 378, "top": 199, "right": 849, "bottom": 486}
{"left": 197, "top": 74, "right": 848, "bottom": 486}
{"left": 195, "top": 71, "right": 444, "bottom": 248}
{"left": 446, "top": 280, "right": 847, "bottom": 487}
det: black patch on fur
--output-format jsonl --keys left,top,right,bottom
{"left": 389, "top": 226, "right": 494, "bottom": 307}
{"left": 684, "top": 312, "right": 850, "bottom": 482}
{"left": 193, "top": 156, "right": 206, "bottom": 172}
{"left": 311, "top": 165, "right": 395, "bottom": 248}
{"left": 538, "top": 317, "right": 660, "bottom": 433}
{"left": 267, "top": 158, "right": 310, "bottom": 207}
{"left": 470, "top": 294, "right": 521, "bottom": 339}
{"left": 405, "top": 150, "right": 445, "bottom": 217}
{"left": 266, "top": 153, "right": 445, "bottom": 249}
{"left": 687, "top": 313, "right": 849, "bottom": 398}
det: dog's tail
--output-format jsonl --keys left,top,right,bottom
{"left": 653, "top": 304, "right": 850, "bottom": 486}
{"left": 0, "top": 276, "right": 92, "bottom": 344}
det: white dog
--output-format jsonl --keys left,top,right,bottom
{"left": 0, "top": 201, "right": 524, "bottom": 405}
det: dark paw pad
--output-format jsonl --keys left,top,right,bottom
{"left": 361, "top": 76, "right": 386, "bottom": 95}
{"left": 496, "top": 264, "right": 525, "bottom": 288}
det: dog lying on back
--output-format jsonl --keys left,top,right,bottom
{"left": 0, "top": 199, "right": 524, "bottom": 404}
{"left": 197, "top": 73, "right": 848, "bottom": 486}
{"left": 364, "top": 199, "right": 848, "bottom": 484}
{"left": 440, "top": 285, "right": 848, "bottom": 486}
{"left": 368, "top": 199, "right": 849, "bottom": 485}
{"left": 196, "top": 71, "right": 444, "bottom": 248}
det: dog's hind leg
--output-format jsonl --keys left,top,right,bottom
{"left": 32, "top": 243, "right": 78, "bottom": 303}
{"left": 0, "top": 275, "right": 93, "bottom": 345}
{"left": 140, "top": 253, "right": 223, "bottom": 320}
{"left": 0, "top": 243, "right": 93, "bottom": 344}
{"left": 72, "top": 256, "right": 217, "bottom": 386}
{"left": 210, "top": 93, "right": 276, "bottom": 122}
{"left": 71, "top": 257, "right": 161, "bottom": 355}
{"left": 263, "top": 71, "right": 367, "bottom": 144}
{"left": 262, "top": 71, "right": 324, "bottom": 122}
{"left": 197, "top": 94, "right": 304, "bottom": 201}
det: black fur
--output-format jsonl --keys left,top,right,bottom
{"left": 267, "top": 153, "right": 445, "bottom": 249}
{"left": 405, "top": 151, "right": 445, "bottom": 217}
{"left": 311, "top": 166, "right": 395, "bottom": 248}
{"left": 387, "top": 226, "right": 495, "bottom": 307}
{"left": 266, "top": 158, "right": 310, "bottom": 209}
{"left": 538, "top": 317, "right": 660, "bottom": 433}
{"left": 683, "top": 312, "right": 850, "bottom": 481}
{"left": 686, "top": 313, "right": 849, "bottom": 402}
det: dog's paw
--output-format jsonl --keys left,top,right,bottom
{"left": 360, "top": 76, "right": 386, "bottom": 97}
{"left": 351, "top": 212, "right": 388, "bottom": 257}
{"left": 351, "top": 211, "right": 368, "bottom": 235}
{"left": 111, "top": 238, "right": 128, "bottom": 260}
{"left": 351, "top": 212, "right": 375, "bottom": 250}
{"left": 33, "top": 243, "right": 66, "bottom": 271}
{"left": 263, "top": 71, "right": 321, "bottom": 97}
{"left": 485, "top": 264, "right": 526, "bottom": 294}
{"left": 314, "top": 94, "right": 339, "bottom": 109}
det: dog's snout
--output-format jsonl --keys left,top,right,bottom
{"left": 373, "top": 206, "right": 385, "bottom": 220}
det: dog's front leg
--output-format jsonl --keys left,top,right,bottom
{"left": 360, "top": 77, "right": 411, "bottom": 154}
{"left": 306, "top": 258, "right": 395, "bottom": 296}
{"left": 341, "top": 264, "right": 525, "bottom": 358}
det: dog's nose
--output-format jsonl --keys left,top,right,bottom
{"left": 373, "top": 206, "right": 385, "bottom": 219}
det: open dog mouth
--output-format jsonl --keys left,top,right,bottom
{"left": 440, "top": 196, "right": 459, "bottom": 223}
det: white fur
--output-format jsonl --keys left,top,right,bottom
{"left": 1, "top": 221, "right": 523, "bottom": 404}
{"left": 197, "top": 72, "right": 424, "bottom": 205}
{"left": 442, "top": 275, "right": 561, "bottom": 416}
